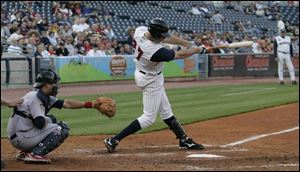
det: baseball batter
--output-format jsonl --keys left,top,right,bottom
{"left": 274, "top": 29, "right": 297, "bottom": 85}
{"left": 104, "top": 18, "right": 207, "bottom": 153}
{"left": 7, "top": 70, "right": 115, "bottom": 164}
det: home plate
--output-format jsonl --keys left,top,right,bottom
{"left": 187, "top": 154, "right": 226, "bottom": 158}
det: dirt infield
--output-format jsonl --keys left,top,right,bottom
{"left": 1, "top": 77, "right": 299, "bottom": 171}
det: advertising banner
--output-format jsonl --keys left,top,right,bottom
{"left": 54, "top": 55, "right": 198, "bottom": 83}
{"left": 208, "top": 53, "right": 293, "bottom": 77}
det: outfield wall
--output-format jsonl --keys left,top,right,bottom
{"left": 1, "top": 53, "right": 298, "bottom": 86}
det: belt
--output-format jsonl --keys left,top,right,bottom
{"left": 139, "top": 70, "right": 161, "bottom": 75}
{"left": 10, "top": 133, "right": 17, "bottom": 140}
{"left": 278, "top": 51, "right": 289, "bottom": 54}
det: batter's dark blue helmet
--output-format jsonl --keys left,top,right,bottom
{"left": 148, "top": 18, "right": 170, "bottom": 39}
{"left": 34, "top": 70, "right": 60, "bottom": 88}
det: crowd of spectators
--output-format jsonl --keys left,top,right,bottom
{"left": 1, "top": 1, "right": 299, "bottom": 57}
{"left": 1, "top": 1, "right": 134, "bottom": 59}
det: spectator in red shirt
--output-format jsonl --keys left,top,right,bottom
{"left": 83, "top": 39, "right": 92, "bottom": 53}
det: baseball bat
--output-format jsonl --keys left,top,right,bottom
{"left": 209, "top": 41, "right": 254, "bottom": 49}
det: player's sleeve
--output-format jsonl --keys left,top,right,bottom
{"left": 150, "top": 47, "right": 175, "bottom": 62}
{"left": 30, "top": 99, "right": 46, "bottom": 129}
{"left": 50, "top": 96, "right": 64, "bottom": 109}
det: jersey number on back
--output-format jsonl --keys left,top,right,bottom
{"left": 133, "top": 39, "right": 144, "bottom": 60}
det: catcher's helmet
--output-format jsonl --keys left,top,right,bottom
{"left": 34, "top": 70, "right": 60, "bottom": 88}
{"left": 148, "top": 18, "right": 170, "bottom": 39}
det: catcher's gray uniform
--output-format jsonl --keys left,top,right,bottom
{"left": 7, "top": 88, "right": 67, "bottom": 152}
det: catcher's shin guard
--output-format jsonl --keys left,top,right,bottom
{"left": 31, "top": 126, "right": 69, "bottom": 156}
{"left": 164, "top": 116, "right": 187, "bottom": 142}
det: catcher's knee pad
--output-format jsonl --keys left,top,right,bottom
{"left": 137, "top": 115, "right": 156, "bottom": 128}
{"left": 31, "top": 126, "right": 69, "bottom": 155}
{"left": 58, "top": 121, "right": 70, "bottom": 130}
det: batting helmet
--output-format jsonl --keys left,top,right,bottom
{"left": 148, "top": 18, "right": 170, "bottom": 39}
{"left": 34, "top": 70, "right": 60, "bottom": 88}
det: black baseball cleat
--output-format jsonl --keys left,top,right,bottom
{"left": 291, "top": 81, "right": 297, "bottom": 85}
{"left": 104, "top": 137, "right": 119, "bottom": 153}
{"left": 279, "top": 81, "right": 285, "bottom": 85}
{"left": 179, "top": 138, "right": 205, "bottom": 150}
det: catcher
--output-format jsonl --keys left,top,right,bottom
{"left": 7, "top": 70, "right": 116, "bottom": 164}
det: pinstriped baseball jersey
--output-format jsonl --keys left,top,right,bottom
{"left": 132, "top": 26, "right": 174, "bottom": 128}
{"left": 133, "top": 26, "right": 165, "bottom": 75}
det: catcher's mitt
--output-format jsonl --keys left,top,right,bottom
{"left": 94, "top": 97, "right": 116, "bottom": 118}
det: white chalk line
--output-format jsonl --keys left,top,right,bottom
{"left": 223, "top": 87, "right": 276, "bottom": 96}
{"left": 73, "top": 125, "right": 298, "bottom": 155}
{"left": 221, "top": 126, "right": 299, "bottom": 148}
{"left": 72, "top": 126, "right": 298, "bottom": 159}
{"left": 184, "top": 163, "right": 299, "bottom": 171}
{"left": 73, "top": 146, "right": 247, "bottom": 158}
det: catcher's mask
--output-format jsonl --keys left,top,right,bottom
{"left": 148, "top": 18, "right": 170, "bottom": 39}
{"left": 34, "top": 70, "right": 60, "bottom": 96}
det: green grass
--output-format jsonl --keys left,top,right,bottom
{"left": 1, "top": 83, "right": 298, "bottom": 138}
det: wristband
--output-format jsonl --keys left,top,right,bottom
{"left": 84, "top": 101, "right": 94, "bottom": 108}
